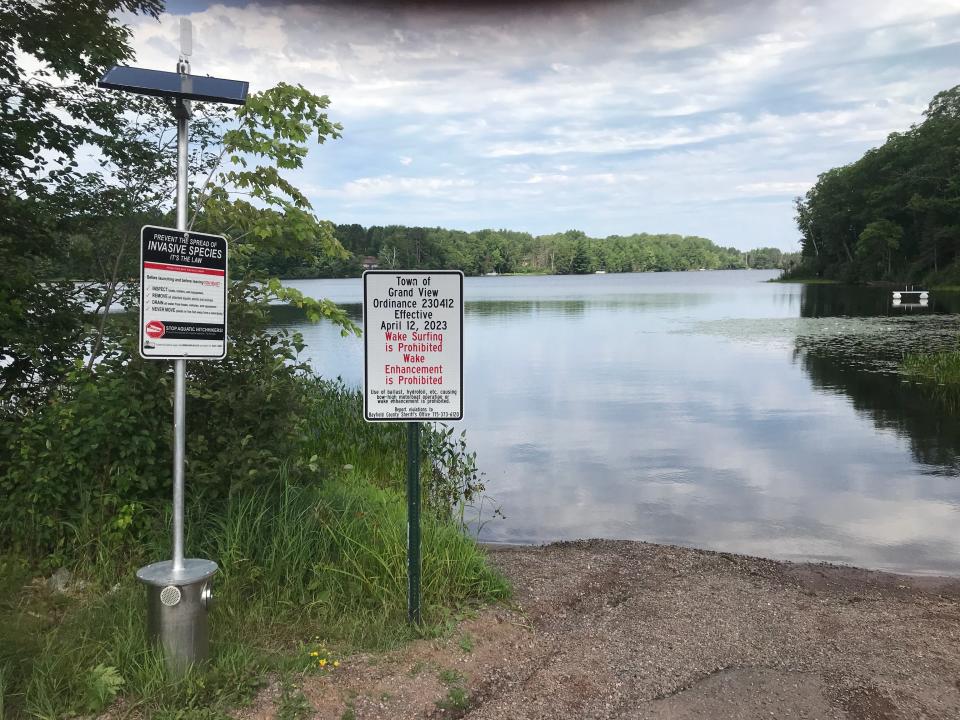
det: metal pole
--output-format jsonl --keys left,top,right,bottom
{"left": 406, "top": 421, "right": 421, "bottom": 625}
{"left": 172, "top": 88, "right": 189, "bottom": 572}
{"left": 134, "top": 32, "right": 219, "bottom": 676}
{"left": 172, "top": 359, "right": 186, "bottom": 569}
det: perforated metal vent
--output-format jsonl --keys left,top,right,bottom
{"left": 160, "top": 585, "right": 182, "bottom": 607}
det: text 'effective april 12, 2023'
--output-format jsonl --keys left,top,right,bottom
{"left": 363, "top": 270, "right": 463, "bottom": 422}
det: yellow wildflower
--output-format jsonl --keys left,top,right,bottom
{"left": 309, "top": 651, "right": 319, "bottom": 657}
{"left": 319, "top": 658, "right": 328, "bottom": 667}
{"left": 333, "top": 660, "right": 340, "bottom": 668}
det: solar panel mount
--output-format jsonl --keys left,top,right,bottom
{"left": 98, "top": 65, "right": 248, "bottom": 105}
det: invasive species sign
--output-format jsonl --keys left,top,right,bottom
{"left": 363, "top": 270, "right": 464, "bottom": 421}
{"left": 139, "top": 225, "right": 228, "bottom": 359}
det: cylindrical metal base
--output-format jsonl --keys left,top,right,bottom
{"left": 136, "top": 558, "right": 218, "bottom": 675}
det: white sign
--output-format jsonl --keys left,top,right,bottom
{"left": 363, "top": 270, "right": 463, "bottom": 421}
{"left": 139, "top": 225, "right": 228, "bottom": 360}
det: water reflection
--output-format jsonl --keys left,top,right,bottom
{"left": 798, "top": 349, "right": 960, "bottom": 471}
{"left": 468, "top": 300, "right": 587, "bottom": 318}
{"left": 272, "top": 272, "right": 960, "bottom": 574}
{"left": 791, "top": 284, "right": 960, "bottom": 469}
{"left": 799, "top": 283, "right": 960, "bottom": 317}
{"left": 465, "top": 293, "right": 718, "bottom": 318}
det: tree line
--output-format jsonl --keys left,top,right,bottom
{"left": 256, "top": 224, "right": 800, "bottom": 278}
{"left": 47, "top": 217, "right": 799, "bottom": 281}
{"left": 793, "top": 85, "right": 960, "bottom": 284}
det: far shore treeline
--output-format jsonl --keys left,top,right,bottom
{"left": 792, "top": 85, "right": 960, "bottom": 286}
{"left": 50, "top": 222, "right": 800, "bottom": 281}
{"left": 248, "top": 226, "right": 800, "bottom": 278}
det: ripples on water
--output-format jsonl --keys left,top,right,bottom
{"left": 276, "top": 272, "right": 960, "bottom": 575}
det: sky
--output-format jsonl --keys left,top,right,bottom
{"left": 126, "top": 0, "right": 960, "bottom": 251}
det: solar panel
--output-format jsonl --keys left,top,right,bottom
{"left": 98, "top": 66, "right": 248, "bottom": 105}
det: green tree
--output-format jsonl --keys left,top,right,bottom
{"left": 857, "top": 220, "right": 902, "bottom": 277}
{"left": 378, "top": 244, "right": 400, "bottom": 269}
{"left": 0, "top": 0, "right": 163, "bottom": 414}
{"left": 0, "top": 0, "right": 361, "bottom": 552}
{"left": 795, "top": 84, "right": 960, "bottom": 283}
{"left": 570, "top": 240, "right": 591, "bottom": 274}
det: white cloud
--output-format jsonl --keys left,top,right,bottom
{"left": 484, "top": 118, "right": 747, "bottom": 157}
{"left": 341, "top": 175, "right": 475, "bottom": 199}
{"left": 517, "top": 172, "right": 648, "bottom": 186}
{"left": 125, "top": 0, "right": 960, "bottom": 248}
{"left": 735, "top": 181, "right": 812, "bottom": 196}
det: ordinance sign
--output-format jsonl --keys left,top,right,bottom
{"left": 139, "top": 225, "right": 228, "bottom": 360}
{"left": 363, "top": 270, "right": 463, "bottom": 421}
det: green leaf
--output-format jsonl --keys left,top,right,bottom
{"left": 84, "top": 664, "right": 124, "bottom": 713}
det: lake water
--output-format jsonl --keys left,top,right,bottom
{"left": 275, "top": 270, "right": 960, "bottom": 575}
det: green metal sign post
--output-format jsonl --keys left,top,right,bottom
{"left": 406, "top": 421, "right": 422, "bottom": 624}
{"left": 362, "top": 270, "right": 464, "bottom": 627}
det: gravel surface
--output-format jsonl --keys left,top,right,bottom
{"left": 240, "top": 540, "right": 960, "bottom": 719}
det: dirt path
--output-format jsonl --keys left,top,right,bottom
{"left": 242, "top": 540, "right": 960, "bottom": 719}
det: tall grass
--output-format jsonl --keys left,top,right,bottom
{"left": 302, "top": 379, "right": 408, "bottom": 482}
{"left": 300, "top": 379, "right": 494, "bottom": 530}
{"left": 1, "top": 373, "right": 508, "bottom": 718}
{"left": 901, "top": 349, "right": 960, "bottom": 410}
{"left": 1, "top": 470, "right": 508, "bottom": 718}
{"left": 210, "top": 470, "right": 507, "bottom": 645}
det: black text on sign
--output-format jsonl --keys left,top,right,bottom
{"left": 363, "top": 271, "right": 463, "bottom": 421}
{"left": 139, "top": 225, "right": 228, "bottom": 360}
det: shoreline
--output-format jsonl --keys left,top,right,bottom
{"left": 242, "top": 539, "right": 960, "bottom": 718}
{"left": 768, "top": 277, "right": 840, "bottom": 284}
{"left": 278, "top": 267, "right": 786, "bottom": 282}
{"left": 477, "top": 538, "right": 960, "bottom": 580}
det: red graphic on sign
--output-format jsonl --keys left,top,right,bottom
{"left": 145, "top": 320, "right": 166, "bottom": 339}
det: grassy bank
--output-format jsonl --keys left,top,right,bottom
{"left": 0, "top": 381, "right": 509, "bottom": 719}
{"left": 0, "top": 472, "right": 508, "bottom": 719}
{"left": 901, "top": 349, "right": 960, "bottom": 411}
